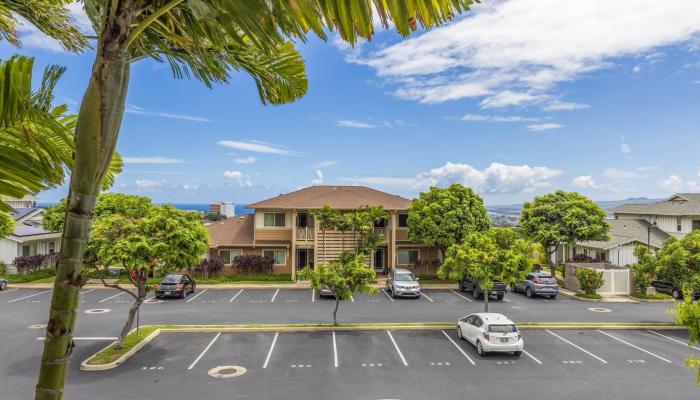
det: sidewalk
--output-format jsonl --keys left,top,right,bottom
{"left": 557, "top": 287, "right": 640, "bottom": 303}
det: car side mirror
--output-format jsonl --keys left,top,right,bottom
{"left": 415, "top": 277, "right": 420, "bottom": 281}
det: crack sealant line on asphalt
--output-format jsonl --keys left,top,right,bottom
{"left": 188, "top": 332, "right": 221, "bottom": 370}
{"left": 597, "top": 330, "right": 672, "bottom": 363}
{"left": 386, "top": 330, "right": 408, "bottom": 366}
{"left": 647, "top": 330, "right": 700, "bottom": 350}
{"left": 449, "top": 289, "right": 473, "bottom": 302}
{"left": 546, "top": 329, "right": 607, "bottom": 364}
{"left": 8, "top": 289, "right": 52, "bottom": 303}
{"left": 441, "top": 330, "right": 475, "bottom": 366}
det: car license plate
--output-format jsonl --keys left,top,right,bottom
{"left": 500, "top": 338, "right": 509, "bottom": 343}
{"left": 164, "top": 291, "right": 171, "bottom": 295}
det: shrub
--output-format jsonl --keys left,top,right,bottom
{"left": 13, "top": 253, "right": 58, "bottom": 274}
{"left": 233, "top": 254, "right": 275, "bottom": 274}
{"left": 576, "top": 268, "right": 604, "bottom": 295}
{"left": 0, "top": 261, "right": 6, "bottom": 275}
{"left": 194, "top": 256, "right": 225, "bottom": 278}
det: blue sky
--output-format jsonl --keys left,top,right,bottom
{"left": 4, "top": 0, "right": 700, "bottom": 205}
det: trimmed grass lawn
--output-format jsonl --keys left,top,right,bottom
{"left": 576, "top": 292, "right": 602, "bottom": 300}
{"left": 631, "top": 292, "right": 672, "bottom": 300}
{"left": 1, "top": 270, "right": 55, "bottom": 283}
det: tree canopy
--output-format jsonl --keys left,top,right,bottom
{"left": 0, "top": 211, "right": 14, "bottom": 239}
{"left": 439, "top": 228, "right": 535, "bottom": 312}
{"left": 407, "top": 184, "right": 491, "bottom": 257}
{"left": 655, "top": 230, "right": 700, "bottom": 291}
{"left": 519, "top": 191, "right": 610, "bottom": 264}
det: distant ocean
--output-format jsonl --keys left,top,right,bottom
{"left": 36, "top": 202, "right": 252, "bottom": 215}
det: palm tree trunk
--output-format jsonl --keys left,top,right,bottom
{"left": 35, "top": 4, "right": 132, "bottom": 399}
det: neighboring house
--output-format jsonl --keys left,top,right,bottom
{"left": 206, "top": 186, "right": 441, "bottom": 279}
{"left": 552, "top": 219, "right": 670, "bottom": 267}
{"left": 0, "top": 207, "right": 61, "bottom": 273}
{"left": 610, "top": 193, "right": 700, "bottom": 238}
{"left": 1, "top": 195, "right": 37, "bottom": 209}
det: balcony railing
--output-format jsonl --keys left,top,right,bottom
{"left": 374, "top": 227, "right": 387, "bottom": 237}
{"left": 296, "top": 228, "right": 315, "bottom": 241}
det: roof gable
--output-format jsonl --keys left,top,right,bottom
{"left": 246, "top": 186, "right": 412, "bottom": 210}
{"left": 611, "top": 193, "right": 700, "bottom": 216}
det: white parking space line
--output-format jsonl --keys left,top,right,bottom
{"left": 449, "top": 289, "right": 473, "bottom": 302}
{"left": 522, "top": 350, "right": 543, "bottom": 365}
{"left": 188, "top": 332, "right": 221, "bottom": 370}
{"left": 8, "top": 289, "right": 52, "bottom": 303}
{"left": 381, "top": 289, "right": 394, "bottom": 302}
{"left": 263, "top": 332, "right": 279, "bottom": 369}
{"left": 0, "top": 288, "right": 18, "bottom": 295}
{"left": 80, "top": 288, "right": 96, "bottom": 295}
{"left": 312, "top": 289, "right": 315, "bottom": 302}
{"left": 421, "top": 292, "right": 434, "bottom": 302}
{"left": 333, "top": 331, "right": 339, "bottom": 368}
{"left": 386, "top": 331, "right": 408, "bottom": 366}
{"left": 37, "top": 337, "right": 116, "bottom": 341}
{"left": 441, "top": 330, "right": 475, "bottom": 366}
{"left": 647, "top": 330, "right": 700, "bottom": 351}
{"left": 99, "top": 291, "right": 126, "bottom": 303}
{"left": 271, "top": 289, "right": 280, "bottom": 303}
{"left": 546, "top": 330, "right": 607, "bottom": 364}
{"left": 502, "top": 298, "right": 512, "bottom": 303}
{"left": 186, "top": 289, "right": 207, "bottom": 303}
{"left": 229, "top": 289, "right": 244, "bottom": 303}
{"left": 597, "top": 330, "right": 672, "bottom": 363}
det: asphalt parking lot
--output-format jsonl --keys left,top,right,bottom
{"left": 1, "top": 287, "right": 694, "bottom": 399}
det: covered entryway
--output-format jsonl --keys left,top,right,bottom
{"left": 296, "top": 249, "right": 313, "bottom": 270}
{"left": 374, "top": 247, "right": 387, "bottom": 274}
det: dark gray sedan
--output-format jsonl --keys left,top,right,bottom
{"left": 513, "top": 272, "right": 558, "bottom": 299}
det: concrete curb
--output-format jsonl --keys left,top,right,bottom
{"left": 11, "top": 282, "right": 461, "bottom": 290}
{"left": 81, "top": 322, "right": 683, "bottom": 371}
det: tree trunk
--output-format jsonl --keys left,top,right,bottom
{"left": 115, "top": 294, "right": 145, "bottom": 349}
{"left": 546, "top": 242, "right": 559, "bottom": 278}
{"left": 333, "top": 297, "right": 340, "bottom": 326}
{"left": 483, "top": 286, "right": 489, "bottom": 313}
{"left": 35, "top": 3, "right": 133, "bottom": 399}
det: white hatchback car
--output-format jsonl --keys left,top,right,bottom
{"left": 456, "top": 313, "right": 523, "bottom": 357}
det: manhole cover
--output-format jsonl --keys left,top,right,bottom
{"left": 208, "top": 365, "right": 247, "bottom": 379}
{"left": 29, "top": 324, "right": 47, "bottom": 329}
{"left": 587, "top": 307, "right": 612, "bottom": 313}
{"left": 84, "top": 308, "right": 111, "bottom": 314}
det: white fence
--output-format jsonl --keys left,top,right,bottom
{"left": 596, "top": 268, "right": 630, "bottom": 296}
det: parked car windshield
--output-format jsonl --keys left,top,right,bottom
{"left": 395, "top": 273, "right": 416, "bottom": 281}
{"left": 161, "top": 275, "right": 182, "bottom": 283}
{"left": 488, "top": 324, "right": 517, "bottom": 333}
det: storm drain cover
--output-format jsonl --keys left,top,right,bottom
{"left": 84, "top": 308, "right": 111, "bottom": 314}
{"left": 208, "top": 365, "right": 247, "bottom": 379}
{"left": 587, "top": 307, "right": 612, "bottom": 313}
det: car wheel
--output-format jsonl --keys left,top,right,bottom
{"left": 526, "top": 287, "right": 533, "bottom": 298}
{"left": 476, "top": 340, "right": 486, "bottom": 357}
{"left": 457, "top": 327, "right": 463, "bottom": 340}
{"left": 155, "top": 294, "right": 162, "bottom": 299}
{"left": 497, "top": 294, "right": 504, "bottom": 301}
{"left": 672, "top": 289, "right": 681, "bottom": 299}
{"left": 550, "top": 294, "right": 557, "bottom": 299}
{"left": 459, "top": 283, "right": 465, "bottom": 292}
{"left": 0, "top": 281, "right": 6, "bottom": 290}
{"left": 181, "top": 290, "right": 187, "bottom": 299}
{"left": 514, "top": 351, "right": 522, "bottom": 357}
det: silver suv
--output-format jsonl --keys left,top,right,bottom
{"left": 513, "top": 272, "right": 558, "bottom": 299}
{"left": 386, "top": 268, "right": 421, "bottom": 298}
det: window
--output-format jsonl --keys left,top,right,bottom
{"left": 398, "top": 249, "right": 419, "bottom": 265}
{"left": 297, "top": 213, "right": 309, "bottom": 228}
{"left": 219, "top": 249, "right": 242, "bottom": 265}
{"left": 22, "top": 245, "right": 30, "bottom": 257}
{"left": 263, "top": 249, "right": 286, "bottom": 265}
{"left": 48, "top": 242, "right": 55, "bottom": 254}
{"left": 264, "top": 212, "right": 286, "bottom": 227}
{"left": 398, "top": 213, "right": 408, "bottom": 228}
{"left": 677, "top": 217, "right": 682, "bottom": 232}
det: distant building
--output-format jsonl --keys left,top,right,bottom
{"left": 209, "top": 202, "right": 235, "bottom": 218}
{"left": 1, "top": 195, "right": 37, "bottom": 209}
{"left": 0, "top": 207, "right": 60, "bottom": 273}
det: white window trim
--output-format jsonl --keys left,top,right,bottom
{"left": 263, "top": 249, "right": 286, "bottom": 266}
{"left": 397, "top": 249, "right": 419, "bottom": 265}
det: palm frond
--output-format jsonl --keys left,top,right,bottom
{"left": 0, "top": 0, "right": 88, "bottom": 52}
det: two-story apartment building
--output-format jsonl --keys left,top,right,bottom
{"left": 0, "top": 200, "right": 61, "bottom": 274}
{"left": 551, "top": 193, "right": 700, "bottom": 267}
{"left": 206, "top": 186, "right": 441, "bottom": 279}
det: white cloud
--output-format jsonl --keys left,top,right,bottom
{"left": 233, "top": 157, "right": 257, "bottom": 164}
{"left": 620, "top": 143, "right": 632, "bottom": 154}
{"left": 543, "top": 101, "right": 590, "bottom": 111}
{"left": 135, "top": 179, "right": 166, "bottom": 190}
{"left": 637, "top": 165, "right": 659, "bottom": 172}
{"left": 217, "top": 140, "right": 300, "bottom": 156}
{"left": 340, "top": 162, "right": 562, "bottom": 194}
{"left": 632, "top": 65, "right": 642, "bottom": 73}
{"left": 658, "top": 171, "right": 700, "bottom": 191}
{"left": 314, "top": 161, "right": 338, "bottom": 169}
{"left": 527, "top": 123, "right": 563, "bottom": 132}
{"left": 311, "top": 170, "right": 324, "bottom": 185}
{"left": 123, "top": 157, "right": 185, "bottom": 164}
{"left": 602, "top": 168, "right": 645, "bottom": 179}
{"left": 125, "top": 104, "right": 212, "bottom": 122}
{"left": 458, "top": 113, "right": 540, "bottom": 122}
{"left": 336, "top": 119, "right": 375, "bottom": 128}
{"left": 571, "top": 175, "right": 603, "bottom": 189}
{"left": 352, "top": 0, "right": 700, "bottom": 107}
{"left": 223, "top": 170, "right": 252, "bottom": 187}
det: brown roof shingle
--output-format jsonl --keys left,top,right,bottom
{"left": 246, "top": 186, "right": 412, "bottom": 210}
{"left": 206, "top": 214, "right": 254, "bottom": 247}
{"left": 611, "top": 193, "right": 700, "bottom": 216}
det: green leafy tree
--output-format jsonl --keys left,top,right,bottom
{"left": 0, "top": 0, "right": 86, "bottom": 51}
{"left": 674, "top": 291, "right": 700, "bottom": 385}
{"left": 655, "top": 231, "right": 700, "bottom": 296}
{"left": 575, "top": 268, "right": 604, "bottom": 295}
{"left": 298, "top": 252, "right": 376, "bottom": 325}
{"left": 407, "top": 184, "right": 491, "bottom": 260}
{"left": 630, "top": 245, "right": 658, "bottom": 295}
{"left": 439, "top": 228, "right": 535, "bottom": 312}
{"left": 346, "top": 205, "right": 388, "bottom": 255}
{"left": 92, "top": 204, "right": 208, "bottom": 349}
{"left": 520, "top": 191, "right": 610, "bottom": 276}
{"left": 0, "top": 211, "right": 14, "bottom": 238}
{"left": 14, "top": 2, "right": 473, "bottom": 397}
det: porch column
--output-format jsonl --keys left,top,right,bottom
{"left": 313, "top": 215, "right": 319, "bottom": 269}
{"left": 389, "top": 211, "right": 397, "bottom": 269}
{"left": 291, "top": 209, "right": 297, "bottom": 281}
